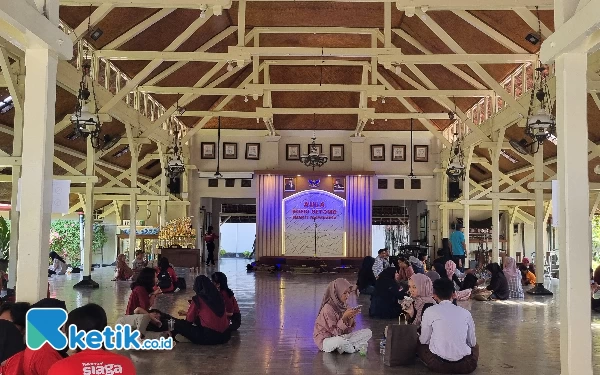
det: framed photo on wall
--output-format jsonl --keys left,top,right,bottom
{"left": 223, "top": 142, "right": 237, "bottom": 159}
{"left": 308, "top": 143, "right": 323, "bottom": 155}
{"left": 414, "top": 145, "right": 429, "bottom": 162}
{"left": 330, "top": 144, "right": 344, "bottom": 161}
{"left": 284, "top": 177, "right": 296, "bottom": 192}
{"left": 245, "top": 143, "right": 260, "bottom": 160}
{"left": 370, "top": 144, "right": 385, "bottom": 161}
{"left": 286, "top": 144, "right": 300, "bottom": 160}
{"left": 201, "top": 142, "right": 216, "bottom": 159}
{"left": 333, "top": 177, "right": 345, "bottom": 192}
{"left": 391, "top": 144, "right": 406, "bottom": 161}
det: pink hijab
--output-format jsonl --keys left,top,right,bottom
{"left": 445, "top": 260, "right": 456, "bottom": 279}
{"left": 409, "top": 274, "right": 436, "bottom": 326}
{"left": 319, "top": 278, "right": 351, "bottom": 314}
{"left": 503, "top": 256, "right": 520, "bottom": 278}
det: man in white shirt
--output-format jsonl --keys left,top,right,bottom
{"left": 372, "top": 248, "right": 390, "bottom": 278}
{"left": 418, "top": 278, "right": 479, "bottom": 374}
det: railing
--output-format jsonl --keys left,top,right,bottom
{"left": 444, "top": 62, "right": 535, "bottom": 142}
{"left": 58, "top": 22, "right": 188, "bottom": 139}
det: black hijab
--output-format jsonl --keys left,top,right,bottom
{"left": 49, "top": 251, "right": 66, "bottom": 264}
{"left": 0, "top": 320, "right": 25, "bottom": 363}
{"left": 192, "top": 275, "right": 225, "bottom": 317}
{"left": 486, "top": 263, "right": 503, "bottom": 275}
{"left": 375, "top": 267, "right": 398, "bottom": 292}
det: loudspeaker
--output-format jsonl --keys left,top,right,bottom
{"left": 168, "top": 177, "right": 181, "bottom": 194}
{"left": 449, "top": 181, "right": 461, "bottom": 201}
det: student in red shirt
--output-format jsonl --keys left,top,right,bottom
{"left": 126, "top": 268, "right": 161, "bottom": 315}
{"left": 155, "top": 258, "right": 177, "bottom": 294}
{"left": 47, "top": 304, "right": 135, "bottom": 375}
{"left": 211, "top": 272, "right": 241, "bottom": 331}
{"left": 22, "top": 299, "right": 69, "bottom": 375}
{"left": 204, "top": 227, "right": 219, "bottom": 266}
{"left": 172, "top": 276, "right": 231, "bottom": 345}
{"left": 0, "top": 320, "right": 25, "bottom": 375}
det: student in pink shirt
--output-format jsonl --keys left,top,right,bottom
{"left": 313, "top": 278, "right": 372, "bottom": 353}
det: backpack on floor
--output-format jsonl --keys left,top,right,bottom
{"left": 176, "top": 277, "right": 186, "bottom": 290}
{"left": 157, "top": 269, "right": 172, "bottom": 290}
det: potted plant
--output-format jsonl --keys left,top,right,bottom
{"left": 0, "top": 217, "right": 9, "bottom": 260}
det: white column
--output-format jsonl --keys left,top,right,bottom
{"left": 350, "top": 136, "right": 365, "bottom": 172}
{"left": 534, "top": 144, "right": 547, "bottom": 283}
{"left": 158, "top": 146, "right": 167, "bottom": 228}
{"left": 491, "top": 149, "right": 500, "bottom": 263}
{"left": 15, "top": 48, "right": 57, "bottom": 302}
{"left": 129, "top": 154, "right": 138, "bottom": 262}
{"left": 7, "top": 110, "right": 23, "bottom": 290}
{"left": 260, "top": 135, "right": 281, "bottom": 170}
{"left": 463, "top": 184, "right": 470, "bottom": 266}
{"left": 74, "top": 138, "right": 98, "bottom": 288}
{"left": 556, "top": 52, "right": 592, "bottom": 375}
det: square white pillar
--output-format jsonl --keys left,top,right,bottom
{"left": 556, "top": 52, "right": 592, "bottom": 375}
{"left": 16, "top": 48, "right": 57, "bottom": 303}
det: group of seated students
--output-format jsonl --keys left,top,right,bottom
{"left": 114, "top": 251, "right": 151, "bottom": 282}
{"left": 0, "top": 298, "right": 135, "bottom": 375}
{"left": 314, "top": 277, "right": 479, "bottom": 374}
{"left": 123, "top": 266, "right": 241, "bottom": 345}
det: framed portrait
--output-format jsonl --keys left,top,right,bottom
{"left": 223, "top": 142, "right": 237, "bottom": 159}
{"left": 330, "top": 144, "right": 344, "bottom": 161}
{"left": 284, "top": 177, "right": 296, "bottom": 192}
{"left": 378, "top": 178, "right": 388, "bottom": 189}
{"left": 245, "top": 143, "right": 260, "bottom": 160}
{"left": 414, "top": 145, "right": 429, "bottom": 162}
{"left": 308, "top": 143, "right": 323, "bottom": 155}
{"left": 333, "top": 177, "right": 345, "bottom": 192}
{"left": 201, "top": 142, "right": 216, "bottom": 159}
{"left": 391, "top": 144, "right": 406, "bottom": 161}
{"left": 286, "top": 144, "right": 300, "bottom": 160}
{"left": 370, "top": 144, "right": 385, "bottom": 161}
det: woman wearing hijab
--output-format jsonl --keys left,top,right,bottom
{"left": 48, "top": 251, "right": 67, "bottom": 277}
{"left": 113, "top": 254, "right": 133, "bottom": 281}
{"left": 211, "top": 272, "right": 241, "bottom": 331}
{"left": 403, "top": 274, "right": 437, "bottom": 326}
{"left": 356, "top": 256, "right": 376, "bottom": 295}
{"left": 443, "top": 261, "right": 472, "bottom": 301}
{"left": 503, "top": 256, "right": 524, "bottom": 298}
{"left": 172, "top": 275, "right": 231, "bottom": 345}
{"left": 486, "top": 263, "right": 509, "bottom": 300}
{"left": 314, "top": 278, "right": 372, "bottom": 353}
{"left": 369, "top": 268, "right": 406, "bottom": 319}
{"left": 0, "top": 320, "right": 25, "bottom": 374}
{"left": 409, "top": 256, "right": 425, "bottom": 274}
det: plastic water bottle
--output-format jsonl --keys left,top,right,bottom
{"left": 379, "top": 339, "right": 386, "bottom": 355}
{"left": 168, "top": 318, "right": 175, "bottom": 331}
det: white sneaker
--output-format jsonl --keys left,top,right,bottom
{"left": 174, "top": 288, "right": 180, "bottom": 293}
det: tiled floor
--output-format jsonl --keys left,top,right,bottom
{"left": 47, "top": 259, "right": 598, "bottom": 374}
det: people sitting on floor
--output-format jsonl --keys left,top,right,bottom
{"left": 171, "top": 275, "right": 231, "bottom": 345}
{"left": 402, "top": 274, "right": 436, "bottom": 326}
{"left": 113, "top": 254, "right": 133, "bottom": 281}
{"left": 369, "top": 268, "right": 405, "bottom": 319}
{"left": 0, "top": 319, "right": 26, "bottom": 375}
{"left": 409, "top": 256, "right": 425, "bottom": 274}
{"left": 314, "top": 278, "right": 372, "bottom": 353}
{"left": 372, "top": 249, "right": 391, "bottom": 279}
{"left": 395, "top": 257, "right": 415, "bottom": 284}
{"left": 22, "top": 298, "right": 69, "bottom": 375}
{"left": 503, "top": 256, "right": 524, "bottom": 298}
{"left": 0, "top": 302, "right": 30, "bottom": 334}
{"left": 48, "top": 251, "right": 67, "bottom": 277}
{"left": 212, "top": 272, "right": 241, "bottom": 331}
{"left": 419, "top": 253, "right": 429, "bottom": 272}
{"left": 418, "top": 278, "right": 479, "bottom": 374}
{"left": 48, "top": 304, "right": 136, "bottom": 375}
{"left": 442, "top": 261, "right": 472, "bottom": 301}
{"left": 522, "top": 257, "right": 536, "bottom": 275}
{"left": 131, "top": 250, "right": 147, "bottom": 281}
{"left": 486, "top": 263, "right": 509, "bottom": 300}
{"left": 116, "top": 307, "right": 170, "bottom": 342}
{"left": 156, "top": 257, "right": 178, "bottom": 293}
{"left": 126, "top": 267, "right": 162, "bottom": 315}
{"left": 591, "top": 269, "right": 600, "bottom": 312}
{"left": 520, "top": 264, "right": 536, "bottom": 286}
{"left": 356, "top": 256, "right": 376, "bottom": 295}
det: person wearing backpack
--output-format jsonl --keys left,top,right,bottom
{"left": 155, "top": 257, "right": 178, "bottom": 293}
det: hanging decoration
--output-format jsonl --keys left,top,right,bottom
{"left": 446, "top": 105, "right": 466, "bottom": 181}
{"left": 524, "top": 7, "right": 556, "bottom": 153}
{"left": 165, "top": 123, "right": 185, "bottom": 179}
{"left": 214, "top": 116, "right": 223, "bottom": 178}
{"left": 408, "top": 118, "right": 417, "bottom": 179}
{"left": 71, "top": 61, "right": 102, "bottom": 149}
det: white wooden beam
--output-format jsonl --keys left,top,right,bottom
{"left": 0, "top": 0, "right": 72, "bottom": 59}
{"left": 514, "top": 7, "right": 553, "bottom": 39}
{"left": 71, "top": 4, "right": 114, "bottom": 43}
{"left": 103, "top": 9, "right": 175, "bottom": 50}
{"left": 540, "top": 0, "right": 600, "bottom": 63}
{"left": 452, "top": 11, "right": 529, "bottom": 53}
